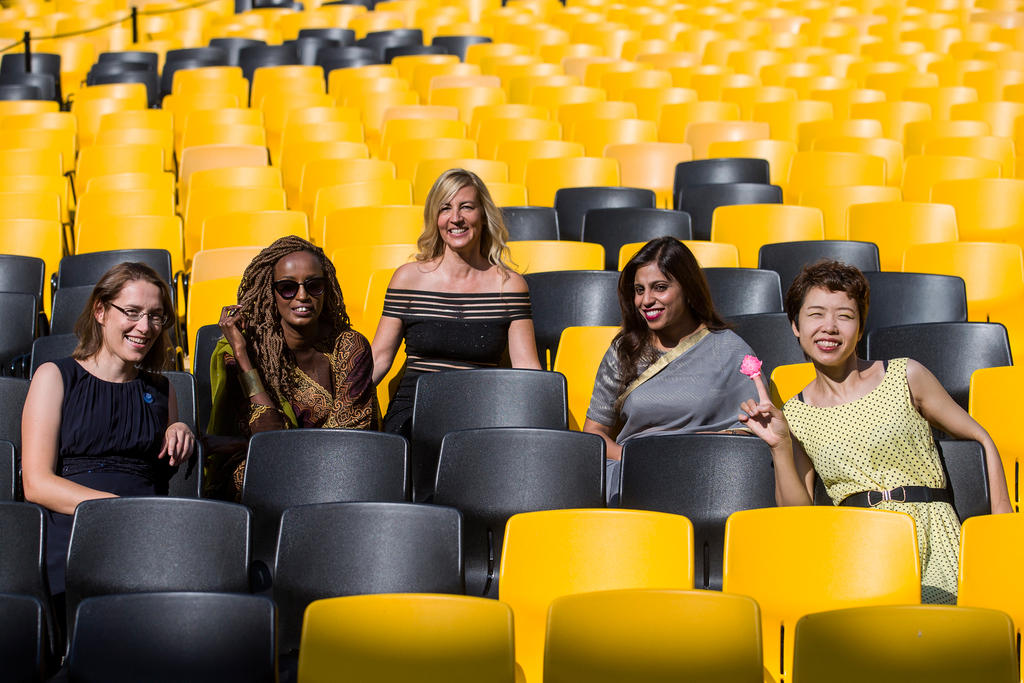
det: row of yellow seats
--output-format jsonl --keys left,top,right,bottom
{"left": 293, "top": 506, "right": 1024, "bottom": 683}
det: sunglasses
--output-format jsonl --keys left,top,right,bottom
{"left": 272, "top": 277, "right": 328, "bottom": 300}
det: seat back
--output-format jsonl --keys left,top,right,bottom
{"left": 969, "top": 365, "right": 1024, "bottom": 509}
{"left": 274, "top": 502, "right": 463, "bottom": 653}
{"left": 67, "top": 592, "right": 277, "bottom": 683}
{"left": 723, "top": 506, "right": 921, "bottom": 683}
{"left": 703, "top": 268, "right": 783, "bottom": 318}
{"left": 620, "top": 434, "right": 776, "bottom": 590}
{"left": 241, "top": 429, "right": 409, "bottom": 567}
{"left": 582, "top": 207, "right": 692, "bottom": 271}
{"left": 544, "top": 589, "right": 763, "bottom": 683}
{"left": 434, "top": 428, "right": 605, "bottom": 597}
{"left": 500, "top": 508, "right": 694, "bottom": 683}
{"left": 711, "top": 204, "right": 825, "bottom": 268}
{"left": 524, "top": 270, "right": 620, "bottom": 368}
{"left": 726, "top": 312, "right": 806, "bottom": 385}
{"left": 0, "top": 593, "right": 45, "bottom": 683}
{"left": 758, "top": 240, "right": 880, "bottom": 295}
{"left": 298, "top": 594, "right": 515, "bottom": 683}
{"left": 677, "top": 182, "right": 781, "bottom": 241}
{"left": 552, "top": 186, "right": 655, "bottom": 242}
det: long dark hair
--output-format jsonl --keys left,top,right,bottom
{"left": 235, "top": 236, "right": 350, "bottom": 404}
{"left": 615, "top": 237, "right": 728, "bottom": 388}
{"left": 73, "top": 262, "right": 175, "bottom": 371}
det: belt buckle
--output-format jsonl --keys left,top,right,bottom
{"left": 866, "top": 490, "right": 884, "bottom": 507}
{"left": 889, "top": 486, "right": 907, "bottom": 503}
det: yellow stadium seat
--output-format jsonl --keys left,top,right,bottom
{"left": 487, "top": 182, "right": 528, "bottom": 206}
{"left": 381, "top": 104, "right": 459, "bottom": 128}
{"left": 500, "top": 509, "right": 694, "bottom": 683}
{"left": 313, "top": 179, "right": 414, "bottom": 235}
{"left": 545, "top": 589, "right": 764, "bottom": 683}
{"left": 413, "top": 158, "right": 507, "bottom": 204}
{"left": 929, "top": 178, "right": 1024, "bottom": 243}
{"left": 72, "top": 90, "right": 147, "bottom": 146}
{"left": 812, "top": 136, "right": 904, "bottom": 187}
{"left": 658, "top": 101, "right": 741, "bottom": 143}
{"left": 74, "top": 188, "right": 174, "bottom": 237}
{"left": 752, "top": 99, "right": 834, "bottom": 143}
{"left": 557, "top": 100, "right": 637, "bottom": 136}
{"left": 0, "top": 175, "right": 71, "bottom": 224}
{"left": 177, "top": 143, "right": 271, "bottom": 206}
{"left": 603, "top": 142, "right": 693, "bottom": 208}
{"left": 0, "top": 148, "right": 62, "bottom": 177}
{"left": 903, "top": 241, "right": 1024, "bottom": 322}
{"left": 330, "top": 243, "right": 417, "bottom": 323}
{"left": 508, "top": 74, "right": 581, "bottom": 106}
{"left": 468, "top": 104, "right": 550, "bottom": 138}
{"left": 769, "top": 362, "right": 816, "bottom": 406}
{"left": 901, "top": 155, "right": 1002, "bottom": 202}
{"left": 969, "top": 366, "right": 1024, "bottom": 509}
{"left": 723, "top": 507, "right": 921, "bottom": 683}
{"left": 379, "top": 117, "right": 467, "bottom": 159}
{"left": 796, "top": 119, "right": 884, "bottom": 151}
{"left": 496, "top": 139, "right": 585, "bottom": 184}
{"left": 0, "top": 127, "right": 75, "bottom": 175}
{"left": 849, "top": 101, "right": 933, "bottom": 144}
{"left": 183, "top": 186, "right": 286, "bottom": 263}
{"left": 190, "top": 246, "right": 262, "bottom": 284}
{"left": 705, "top": 139, "right": 798, "bottom": 187}
{"left": 410, "top": 62, "right": 480, "bottom": 100}
{"left": 924, "top": 137, "right": 1016, "bottom": 178}
{"left": 280, "top": 140, "right": 369, "bottom": 209}
{"left": 297, "top": 594, "right": 515, "bottom": 683}
{"left": 262, "top": 93, "right": 336, "bottom": 163}
{"left": 429, "top": 85, "right": 506, "bottom": 123}
{"left": 77, "top": 215, "right": 185, "bottom": 280}
{"left": 170, "top": 65, "right": 246, "bottom": 97}
{"left": 388, "top": 137, "right": 478, "bottom": 181}
{"left": 791, "top": 605, "right": 1018, "bottom": 683}
{"left": 322, "top": 205, "right": 424, "bottom": 252}
{"left": 529, "top": 84, "right": 606, "bottom": 113}
{"left": 684, "top": 121, "right": 770, "bottom": 161}
{"left": 785, "top": 150, "right": 888, "bottom": 203}
{"left": 201, "top": 210, "right": 309, "bottom": 251}
{"left": 523, "top": 157, "right": 619, "bottom": 207}
{"left": 848, "top": 201, "right": 959, "bottom": 271}
{"left": 186, "top": 275, "right": 243, "bottom": 340}
{"left": 797, "top": 185, "right": 903, "bottom": 241}
{"left": 950, "top": 101, "right": 1024, "bottom": 138}
{"left": 571, "top": 118, "right": 658, "bottom": 156}
{"left": 621, "top": 86, "right": 698, "bottom": 122}
{"left": 507, "top": 240, "right": 604, "bottom": 273}
{"left": 0, "top": 218, "right": 64, "bottom": 312}
{"left": 711, "top": 204, "right": 825, "bottom": 268}
{"left": 719, "top": 84, "right": 798, "bottom": 120}
{"left": 476, "top": 118, "right": 561, "bottom": 160}
{"left": 600, "top": 69, "right": 673, "bottom": 100}
{"left": 75, "top": 143, "right": 165, "bottom": 195}
{"left": 298, "top": 158, "right": 395, "bottom": 217}
{"left": 904, "top": 119, "right": 992, "bottom": 156}
{"left": 901, "top": 85, "right": 979, "bottom": 121}
{"left": 958, "top": 513, "right": 1024, "bottom": 676}
{"left": 551, "top": 325, "right": 619, "bottom": 428}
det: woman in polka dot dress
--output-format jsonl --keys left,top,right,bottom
{"left": 739, "top": 260, "right": 1012, "bottom": 604}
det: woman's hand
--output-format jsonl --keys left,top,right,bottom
{"left": 159, "top": 422, "right": 195, "bottom": 466}
{"left": 737, "top": 374, "right": 792, "bottom": 449}
{"left": 219, "top": 306, "right": 249, "bottom": 361}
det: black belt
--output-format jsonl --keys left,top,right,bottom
{"left": 840, "top": 486, "right": 953, "bottom": 508}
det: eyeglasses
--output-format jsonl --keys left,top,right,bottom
{"left": 109, "top": 303, "right": 169, "bottom": 327}
{"left": 272, "top": 276, "right": 328, "bottom": 300}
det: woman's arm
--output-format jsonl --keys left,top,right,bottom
{"left": 21, "top": 363, "right": 117, "bottom": 515}
{"left": 507, "top": 318, "right": 542, "bottom": 370}
{"left": 371, "top": 316, "right": 404, "bottom": 385}
{"left": 159, "top": 381, "right": 195, "bottom": 467}
{"left": 738, "top": 374, "right": 816, "bottom": 506}
{"left": 906, "top": 359, "right": 1013, "bottom": 514}
{"left": 582, "top": 418, "right": 622, "bottom": 461}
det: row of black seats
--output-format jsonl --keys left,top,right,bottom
{"left": 0, "top": 430, "right": 991, "bottom": 675}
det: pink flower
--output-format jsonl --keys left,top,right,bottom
{"left": 740, "top": 355, "right": 763, "bottom": 378}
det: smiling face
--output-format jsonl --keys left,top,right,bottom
{"left": 792, "top": 286, "right": 861, "bottom": 366}
{"left": 437, "top": 184, "right": 483, "bottom": 254}
{"left": 94, "top": 279, "right": 166, "bottom": 366}
{"left": 633, "top": 262, "right": 696, "bottom": 345}
{"left": 274, "top": 250, "right": 325, "bottom": 333}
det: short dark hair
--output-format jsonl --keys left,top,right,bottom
{"left": 73, "top": 262, "right": 174, "bottom": 371}
{"left": 785, "top": 260, "right": 870, "bottom": 334}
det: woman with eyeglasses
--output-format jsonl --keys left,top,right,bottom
{"left": 206, "top": 236, "right": 376, "bottom": 499}
{"left": 21, "top": 262, "right": 194, "bottom": 602}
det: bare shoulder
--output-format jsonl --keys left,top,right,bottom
{"left": 30, "top": 361, "right": 64, "bottom": 391}
{"left": 389, "top": 260, "right": 441, "bottom": 289}
{"left": 500, "top": 269, "right": 530, "bottom": 293}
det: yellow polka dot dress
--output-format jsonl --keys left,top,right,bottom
{"left": 783, "top": 358, "right": 960, "bottom": 604}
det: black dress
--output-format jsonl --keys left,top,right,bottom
{"left": 380, "top": 288, "right": 533, "bottom": 436}
{"left": 44, "top": 357, "right": 169, "bottom": 595}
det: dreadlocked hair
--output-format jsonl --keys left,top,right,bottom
{"left": 234, "top": 236, "right": 351, "bottom": 406}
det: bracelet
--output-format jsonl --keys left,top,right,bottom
{"left": 239, "top": 368, "right": 265, "bottom": 398}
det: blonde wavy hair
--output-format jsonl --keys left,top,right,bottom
{"left": 416, "top": 168, "right": 514, "bottom": 275}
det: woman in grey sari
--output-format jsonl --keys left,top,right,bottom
{"left": 584, "top": 237, "right": 758, "bottom": 500}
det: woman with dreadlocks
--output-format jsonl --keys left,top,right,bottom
{"left": 206, "top": 236, "right": 377, "bottom": 499}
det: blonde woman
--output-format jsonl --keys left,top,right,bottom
{"left": 371, "top": 168, "right": 542, "bottom": 436}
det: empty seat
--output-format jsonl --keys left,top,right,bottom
{"left": 703, "top": 268, "right": 784, "bottom": 318}
{"left": 865, "top": 322, "right": 1012, "bottom": 409}
{"left": 0, "top": 502, "right": 55, "bottom": 657}
{"left": 620, "top": 434, "right": 775, "bottom": 590}
{"left": 66, "top": 592, "right": 277, "bottom": 683}
{"left": 673, "top": 158, "right": 770, "bottom": 209}
{"left": 553, "top": 187, "right": 656, "bottom": 242}
{"left": 677, "top": 183, "right": 782, "bottom": 241}
{"left": 500, "top": 206, "right": 558, "bottom": 241}
{"left": 410, "top": 369, "right": 568, "bottom": 500}
{"left": 240, "top": 429, "right": 409, "bottom": 568}
{"left": 0, "top": 593, "right": 45, "bottom": 683}
{"left": 524, "top": 271, "right": 620, "bottom": 369}
{"left": 274, "top": 502, "right": 463, "bottom": 653}
{"left": 759, "top": 240, "right": 880, "bottom": 294}
{"left": 581, "top": 208, "right": 692, "bottom": 271}
{"left": 434, "top": 427, "right": 605, "bottom": 597}
{"left": 711, "top": 204, "right": 825, "bottom": 269}
{"left": 728, "top": 312, "right": 807, "bottom": 380}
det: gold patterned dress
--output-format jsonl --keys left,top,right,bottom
{"left": 206, "top": 329, "right": 378, "bottom": 499}
{"left": 782, "top": 358, "right": 961, "bottom": 604}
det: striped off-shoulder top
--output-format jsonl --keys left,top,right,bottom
{"left": 381, "top": 288, "right": 532, "bottom": 374}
